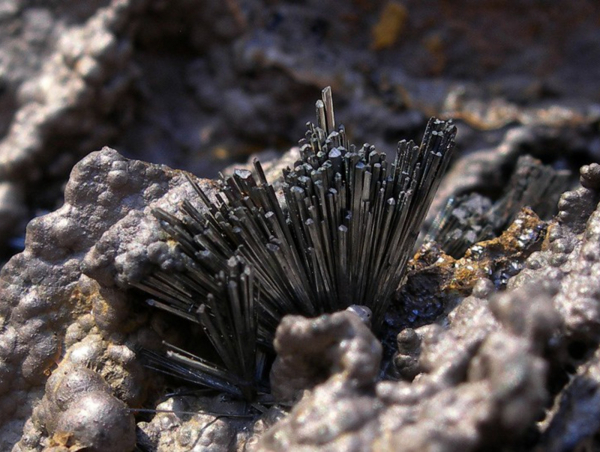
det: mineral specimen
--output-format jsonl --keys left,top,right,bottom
{"left": 426, "top": 154, "right": 570, "bottom": 258}
{"left": 1, "top": 0, "right": 598, "bottom": 268}
{"left": 1, "top": 87, "right": 599, "bottom": 451}
{"left": 131, "top": 87, "right": 455, "bottom": 400}
{"left": 0, "top": 3, "right": 599, "bottom": 447}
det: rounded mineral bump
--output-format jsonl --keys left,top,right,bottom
{"left": 21, "top": 329, "right": 59, "bottom": 384}
{"left": 66, "top": 336, "right": 104, "bottom": 366}
{"left": 64, "top": 322, "right": 86, "bottom": 347}
{"left": 396, "top": 328, "right": 419, "bottom": 353}
{"left": 525, "top": 251, "right": 546, "bottom": 270}
{"left": 580, "top": 163, "right": 600, "bottom": 190}
{"left": 0, "top": 326, "right": 17, "bottom": 358}
{"left": 48, "top": 364, "right": 109, "bottom": 411}
{"left": 11, "top": 291, "right": 46, "bottom": 322}
{"left": 54, "top": 390, "right": 135, "bottom": 452}
{"left": 345, "top": 305, "right": 372, "bottom": 326}
{"left": 107, "top": 169, "right": 129, "bottom": 188}
{"left": 472, "top": 278, "right": 494, "bottom": 298}
{"left": 106, "top": 343, "right": 136, "bottom": 365}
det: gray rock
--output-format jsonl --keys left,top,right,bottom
{"left": 1, "top": 145, "right": 600, "bottom": 451}
{"left": 1, "top": 147, "right": 217, "bottom": 450}
{"left": 0, "top": 3, "right": 600, "bottom": 447}
{"left": 270, "top": 311, "right": 382, "bottom": 403}
{"left": 1, "top": 0, "right": 600, "bottom": 263}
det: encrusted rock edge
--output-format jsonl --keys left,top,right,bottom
{"left": 2, "top": 146, "right": 600, "bottom": 451}
{"left": 1, "top": 147, "right": 207, "bottom": 451}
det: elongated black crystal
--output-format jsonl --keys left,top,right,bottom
{"left": 134, "top": 87, "right": 456, "bottom": 399}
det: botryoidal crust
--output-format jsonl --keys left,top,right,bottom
{"left": 2, "top": 148, "right": 600, "bottom": 450}
{"left": 270, "top": 310, "right": 382, "bottom": 403}
{"left": 2, "top": 147, "right": 197, "bottom": 451}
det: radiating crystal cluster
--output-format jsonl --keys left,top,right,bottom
{"left": 133, "top": 88, "right": 456, "bottom": 399}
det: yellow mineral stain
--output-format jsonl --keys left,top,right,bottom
{"left": 213, "top": 147, "right": 229, "bottom": 160}
{"left": 423, "top": 33, "right": 446, "bottom": 75}
{"left": 371, "top": 2, "right": 408, "bottom": 50}
{"left": 51, "top": 431, "right": 73, "bottom": 447}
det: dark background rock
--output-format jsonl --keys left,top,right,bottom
{"left": 0, "top": 0, "right": 599, "bottom": 264}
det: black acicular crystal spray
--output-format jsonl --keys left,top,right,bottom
{"left": 134, "top": 87, "right": 456, "bottom": 400}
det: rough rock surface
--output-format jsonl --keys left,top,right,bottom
{"left": 270, "top": 311, "right": 382, "bottom": 403}
{"left": 1, "top": 1, "right": 600, "bottom": 451}
{"left": 0, "top": 147, "right": 598, "bottom": 451}
{"left": 258, "top": 281, "right": 556, "bottom": 451}
{"left": 0, "top": 0, "right": 599, "bottom": 263}
{"left": 257, "top": 162, "right": 600, "bottom": 450}
{"left": 1, "top": 148, "right": 216, "bottom": 451}
{"left": 136, "top": 396, "right": 242, "bottom": 452}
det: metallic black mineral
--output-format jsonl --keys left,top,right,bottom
{"left": 1, "top": 2, "right": 600, "bottom": 451}
{"left": 133, "top": 87, "right": 455, "bottom": 401}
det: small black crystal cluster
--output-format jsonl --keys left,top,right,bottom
{"left": 426, "top": 155, "right": 570, "bottom": 258}
{"left": 134, "top": 88, "right": 457, "bottom": 400}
